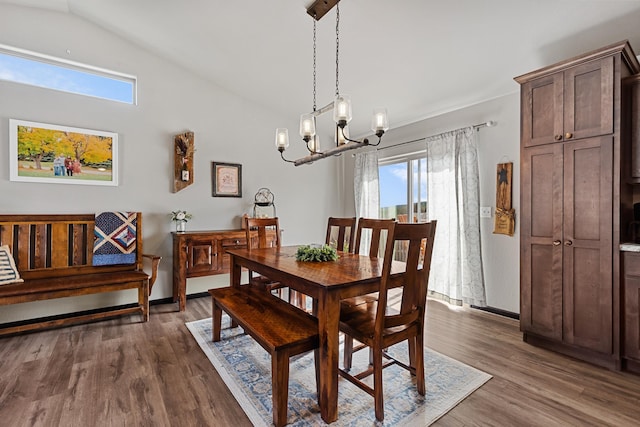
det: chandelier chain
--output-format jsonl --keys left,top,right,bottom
{"left": 335, "top": 2, "right": 340, "bottom": 97}
{"left": 313, "top": 18, "right": 317, "bottom": 112}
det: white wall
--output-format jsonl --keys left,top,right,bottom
{"left": 341, "top": 93, "right": 521, "bottom": 313}
{"left": 0, "top": 5, "right": 341, "bottom": 323}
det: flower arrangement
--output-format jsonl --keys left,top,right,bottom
{"left": 295, "top": 244, "right": 339, "bottom": 262}
{"left": 171, "top": 210, "right": 192, "bottom": 233}
{"left": 171, "top": 210, "right": 192, "bottom": 222}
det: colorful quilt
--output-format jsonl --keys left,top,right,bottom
{"left": 93, "top": 212, "right": 137, "bottom": 266}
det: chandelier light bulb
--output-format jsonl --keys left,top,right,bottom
{"left": 333, "top": 94, "right": 352, "bottom": 127}
{"left": 299, "top": 113, "right": 316, "bottom": 141}
{"left": 275, "top": 128, "right": 289, "bottom": 151}
{"left": 371, "top": 107, "right": 389, "bottom": 136}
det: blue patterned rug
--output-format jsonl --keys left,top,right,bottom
{"left": 186, "top": 317, "right": 491, "bottom": 426}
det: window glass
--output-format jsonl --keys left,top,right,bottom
{"left": 379, "top": 162, "right": 408, "bottom": 220}
{"left": 0, "top": 47, "right": 136, "bottom": 104}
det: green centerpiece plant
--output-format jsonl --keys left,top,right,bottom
{"left": 295, "top": 244, "right": 339, "bottom": 262}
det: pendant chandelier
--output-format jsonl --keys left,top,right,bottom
{"left": 276, "top": 0, "right": 388, "bottom": 166}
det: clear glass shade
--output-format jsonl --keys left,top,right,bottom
{"left": 275, "top": 128, "right": 289, "bottom": 150}
{"left": 299, "top": 114, "right": 316, "bottom": 139}
{"left": 333, "top": 94, "right": 352, "bottom": 124}
{"left": 371, "top": 107, "right": 389, "bottom": 132}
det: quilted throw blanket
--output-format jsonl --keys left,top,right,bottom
{"left": 93, "top": 212, "right": 137, "bottom": 266}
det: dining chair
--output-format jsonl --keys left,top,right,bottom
{"left": 245, "top": 217, "right": 306, "bottom": 309}
{"left": 338, "top": 220, "right": 437, "bottom": 422}
{"left": 325, "top": 217, "right": 357, "bottom": 252}
{"left": 342, "top": 218, "right": 396, "bottom": 368}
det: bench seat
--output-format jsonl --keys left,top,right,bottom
{"left": 210, "top": 285, "right": 319, "bottom": 427}
{"left": 0, "top": 270, "right": 149, "bottom": 300}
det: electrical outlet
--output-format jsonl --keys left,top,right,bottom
{"left": 480, "top": 207, "right": 492, "bottom": 218}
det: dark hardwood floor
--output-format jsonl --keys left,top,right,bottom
{"left": 1, "top": 296, "right": 640, "bottom": 426}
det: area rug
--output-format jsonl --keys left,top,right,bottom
{"left": 186, "top": 317, "right": 491, "bottom": 426}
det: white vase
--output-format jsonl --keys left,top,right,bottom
{"left": 176, "top": 220, "right": 187, "bottom": 233}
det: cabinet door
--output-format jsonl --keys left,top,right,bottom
{"left": 186, "top": 238, "right": 218, "bottom": 274}
{"left": 521, "top": 144, "right": 564, "bottom": 340}
{"left": 625, "top": 76, "right": 640, "bottom": 182}
{"left": 521, "top": 73, "right": 564, "bottom": 147}
{"left": 218, "top": 237, "right": 247, "bottom": 272}
{"left": 564, "top": 57, "right": 614, "bottom": 141}
{"left": 623, "top": 252, "right": 640, "bottom": 361}
{"left": 562, "top": 136, "right": 613, "bottom": 354}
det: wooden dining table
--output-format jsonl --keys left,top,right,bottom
{"left": 226, "top": 245, "right": 406, "bottom": 424}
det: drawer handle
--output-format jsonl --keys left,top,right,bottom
{"left": 564, "top": 240, "right": 573, "bottom": 246}
{"left": 565, "top": 132, "right": 573, "bottom": 139}
{"left": 235, "top": 240, "right": 240, "bottom": 244}
{"left": 552, "top": 240, "right": 561, "bottom": 246}
{"left": 555, "top": 135, "right": 563, "bottom": 141}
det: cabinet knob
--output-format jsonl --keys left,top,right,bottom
{"left": 565, "top": 132, "right": 573, "bottom": 139}
{"left": 235, "top": 239, "right": 240, "bottom": 244}
{"left": 552, "top": 240, "right": 561, "bottom": 246}
{"left": 564, "top": 240, "right": 573, "bottom": 246}
{"left": 555, "top": 135, "right": 563, "bottom": 141}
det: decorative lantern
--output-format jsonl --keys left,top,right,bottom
{"left": 253, "top": 188, "right": 276, "bottom": 218}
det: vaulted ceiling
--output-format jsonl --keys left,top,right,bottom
{"left": 3, "top": 0, "right": 640, "bottom": 136}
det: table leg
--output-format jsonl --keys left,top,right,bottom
{"left": 317, "top": 291, "right": 340, "bottom": 423}
{"left": 173, "top": 238, "right": 187, "bottom": 312}
{"left": 229, "top": 254, "right": 241, "bottom": 329}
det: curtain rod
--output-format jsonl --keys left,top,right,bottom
{"left": 376, "top": 120, "right": 497, "bottom": 152}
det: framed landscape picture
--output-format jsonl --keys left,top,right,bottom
{"left": 212, "top": 161, "right": 242, "bottom": 197}
{"left": 9, "top": 119, "right": 118, "bottom": 186}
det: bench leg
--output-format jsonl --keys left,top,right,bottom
{"left": 139, "top": 279, "right": 150, "bottom": 322}
{"left": 211, "top": 299, "right": 223, "bottom": 342}
{"left": 272, "top": 350, "right": 290, "bottom": 427}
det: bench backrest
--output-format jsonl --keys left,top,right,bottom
{"left": 0, "top": 213, "right": 143, "bottom": 280}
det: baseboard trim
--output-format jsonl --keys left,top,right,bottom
{"left": 470, "top": 305, "right": 519, "bottom": 320}
{"left": 0, "top": 302, "right": 140, "bottom": 331}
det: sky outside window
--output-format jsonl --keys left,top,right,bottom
{"left": 0, "top": 51, "right": 135, "bottom": 104}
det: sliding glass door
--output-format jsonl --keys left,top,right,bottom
{"left": 379, "top": 156, "right": 427, "bottom": 223}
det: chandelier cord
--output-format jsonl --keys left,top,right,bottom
{"left": 313, "top": 17, "right": 317, "bottom": 112}
{"left": 335, "top": 2, "right": 340, "bottom": 97}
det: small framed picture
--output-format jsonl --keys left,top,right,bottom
{"left": 212, "top": 162, "right": 242, "bottom": 197}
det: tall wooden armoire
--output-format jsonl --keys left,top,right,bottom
{"left": 515, "top": 41, "right": 640, "bottom": 369}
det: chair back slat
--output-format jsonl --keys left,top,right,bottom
{"left": 325, "top": 217, "right": 356, "bottom": 252}
{"left": 354, "top": 218, "right": 396, "bottom": 257}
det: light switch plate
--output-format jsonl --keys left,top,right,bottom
{"left": 480, "top": 207, "right": 492, "bottom": 218}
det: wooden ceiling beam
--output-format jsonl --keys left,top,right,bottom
{"left": 306, "top": 0, "right": 340, "bottom": 21}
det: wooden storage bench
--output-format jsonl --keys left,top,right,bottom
{"left": 0, "top": 213, "right": 160, "bottom": 336}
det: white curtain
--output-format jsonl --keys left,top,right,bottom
{"left": 426, "top": 127, "right": 486, "bottom": 306}
{"left": 354, "top": 151, "right": 380, "bottom": 254}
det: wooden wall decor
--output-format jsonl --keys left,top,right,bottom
{"left": 173, "top": 131, "right": 194, "bottom": 193}
{"left": 494, "top": 162, "right": 515, "bottom": 236}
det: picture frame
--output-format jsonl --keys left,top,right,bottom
{"left": 212, "top": 161, "right": 242, "bottom": 197}
{"left": 9, "top": 119, "right": 118, "bottom": 186}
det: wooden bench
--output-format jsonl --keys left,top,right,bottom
{"left": 209, "top": 285, "right": 319, "bottom": 427}
{"left": 0, "top": 213, "right": 161, "bottom": 336}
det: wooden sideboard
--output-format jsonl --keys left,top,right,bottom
{"left": 172, "top": 228, "right": 279, "bottom": 311}
{"left": 173, "top": 229, "right": 248, "bottom": 311}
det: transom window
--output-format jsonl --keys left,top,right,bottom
{"left": 0, "top": 44, "right": 136, "bottom": 104}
